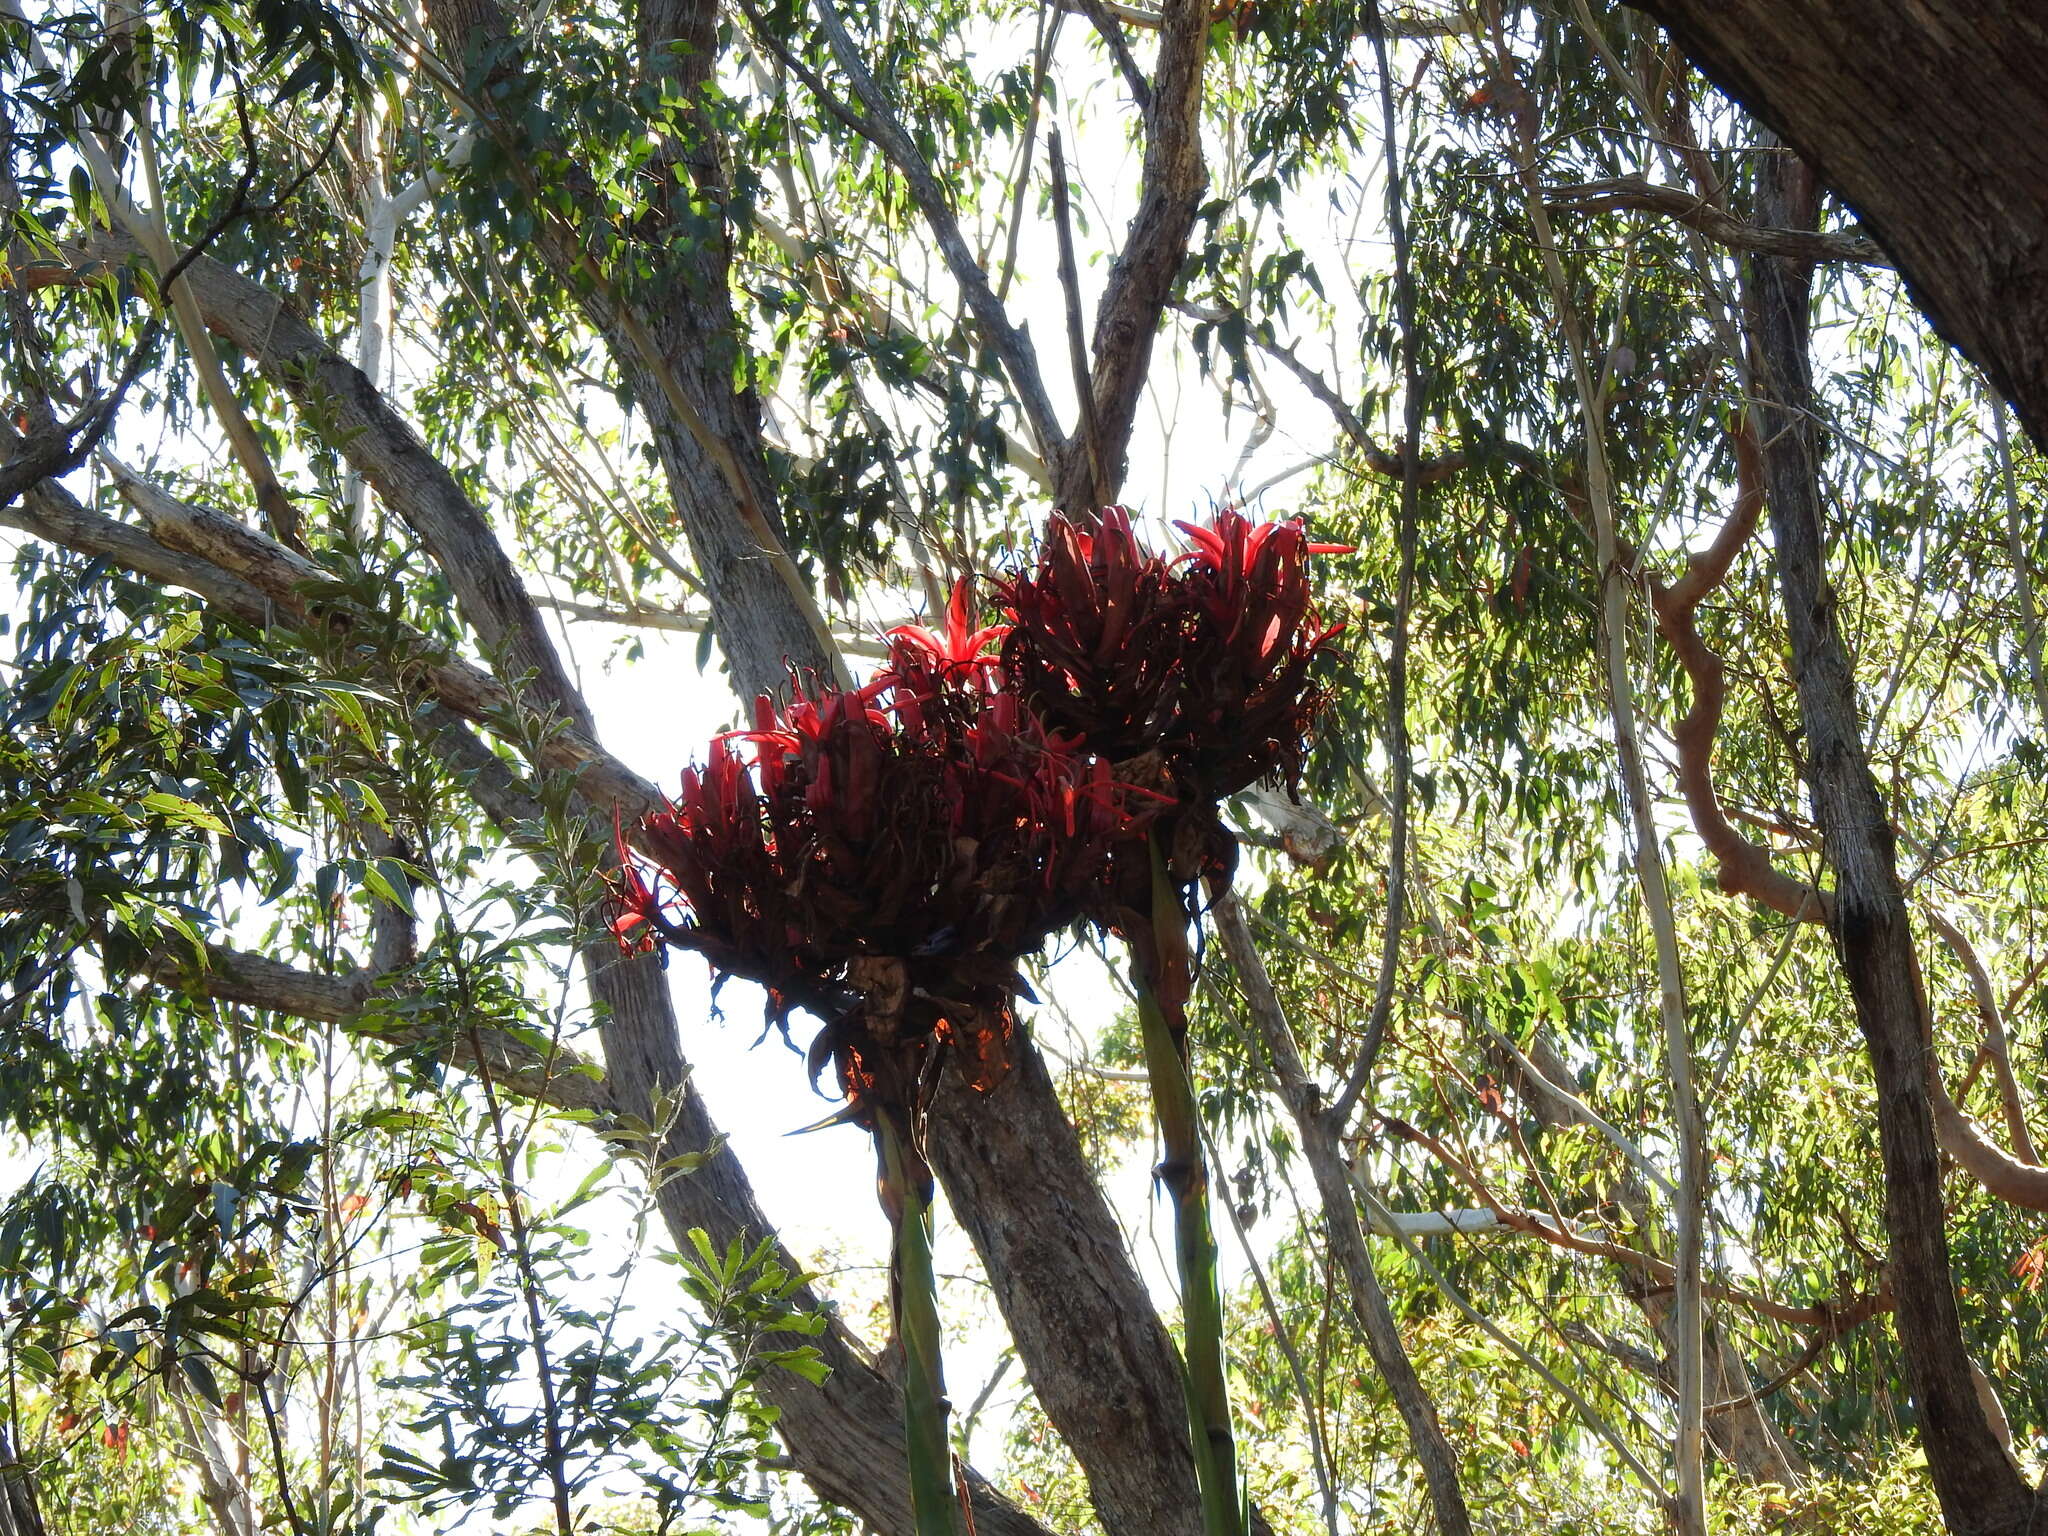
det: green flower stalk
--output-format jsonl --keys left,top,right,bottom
{"left": 1136, "top": 835, "right": 1246, "bottom": 1536}
{"left": 876, "top": 1112, "right": 961, "bottom": 1536}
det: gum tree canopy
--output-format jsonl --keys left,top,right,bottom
{"left": 3, "top": 2, "right": 2048, "bottom": 1535}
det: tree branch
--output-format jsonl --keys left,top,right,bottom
{"left": 1068, "top": 0, "right": 1152, "bottom": 110}
{"left": 1175, "top": 301, "right": 1475, "bottom": 484}
{"left": 1545, "top": 177, "right": 1888, "bottom": 266}
{"left": 1212, "top": 891, "right": 1476, "bottom": 1536}
{"left": 1620, "top": 412, "right": 2048, "bottom": 1215}
{"left": 1645, "top": 414, "right": 1827, "bottom": 921}
{"left": 1055, "top": 0, "right": 1472, "bottom": 38}
{"left": 530, "top": 592, "right": 889, "bottom": 658}
{"left": 765, "top": 0, "right": 1066, "bottom": 462}
{"left": 0, "top": 325, "right": 158, "bottom": 513}
{"left": 144, "top": 943, "right": 609, "bottom": 1115}
{"left": 1925, "top": 910, "right": 2039, "bottom": 1165}
{"left": 749, "top": 211, "right": 1051, "bottom": 489}
{"left": 95, "top": 458, "right": 659, "bottom": 815}
{"left": 1376, "top": 1112, "right": 1889, "bottom": 1332}
{"left": 1746, "top": 136, "right": 2038, "bottom": 1526}
{"left": 1057, "top": 0, "right": 1208, "bottom": 512}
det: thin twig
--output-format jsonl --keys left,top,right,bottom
{"left": 1330, "top": 0, "right": 1425, "bottom": 1129}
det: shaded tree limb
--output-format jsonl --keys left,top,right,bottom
{"left": 1057, "top": 0, "right": 1470, "bottom": 38}
{"left": 143, "top": 944, "right": 610, "bottom": 1116}
{"left": 1048, "top": 130, "right": 1108, "bottom": 509}
{"left": 1644, "top": 414, "right": 1823, "bottom": 922}
{"left": 532, "top": 592, "right": 890, "bottom": 658}
{"left": 1632, "top": 0, "right": 2048, "bottom": 447}
{"left": 1924, "top": 911, "right": 2039, "bottom": 1166}
{"left": 1069, "top": 0, "right": 1153, "bottom": 110}
{"left": 1746, "top": 138, "right": 2041, "bottom": 1536}
{"left": 95, "top": 457, "right": 659, "bottom": 813}
{"left": 1544, "top": 177, "right": 1888, "bottom": 266}
{"left": 415, "top": 0, "right": 844, "bottom": 700}
{"left": 0, "top": 325, "right": 158, "bottom": 514}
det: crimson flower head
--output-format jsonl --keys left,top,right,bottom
{"left": 611, "top": 608, "right": 1146, "bottom": 1125}
{"left": 997, "top": 507, "right": 1350, "bottom": 805}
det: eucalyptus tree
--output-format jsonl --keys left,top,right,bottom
{"left": 3, "top": 1, "right": 2048, "bottom": 1535}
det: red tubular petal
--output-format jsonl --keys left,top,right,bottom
{"left": 946, "top": 579, "right": 974, "bottom": 657}
{"left": 1174, "top": 519, "right": 1229, "bottom": 570}
{"left": 885, "top": 623, "right": 946, "bottom": 656}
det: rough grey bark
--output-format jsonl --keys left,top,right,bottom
{"left": 152, "top": 942, "right": 610, "bottom": 1115}
{"left": 425, "top": 0, "right": 828, "bottom": 702}
{"left": 1634, "top": 0, "right": 2048, "bottom": 448}
{"left": 1747, "top": 143, "right": 2040, "bottom": 1536}
{"left": 1049, "top": 0, "right": 1208, "bottom": 512}
{"left": 930, "top": 1045, "right": 1208, "bottom": 1536}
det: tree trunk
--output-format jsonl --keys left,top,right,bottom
{"left": 1634, "top": 0, "right": 2048, "bottom": 448}
{"left": 931, "top": 1047, "right": 1208, "bottom": 1536}
{"left": 0, "top": 1430, "right": 42, "bottom": 1536}
{"left": 586, "top": 945, "right": 1053, "bottom": 1536}
{"left": 1747, "top": 142, "right": 2040, "bottom": 1536}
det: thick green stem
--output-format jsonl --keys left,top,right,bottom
{"left": 877, "top": 1114, "right": 962, "bottom": 1536}
{"left": 1134, "top": 837, "right": 1246, "bottom": 1536}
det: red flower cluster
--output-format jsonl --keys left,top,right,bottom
{"left": 612, "top": 508, "right": 1348, "bottom": 1127}
{"left": 613, "top": 584, "right": 1137, "bottom": 1123}
{"left": 996, "top": 508, "right": 1350, "bottom": 804}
